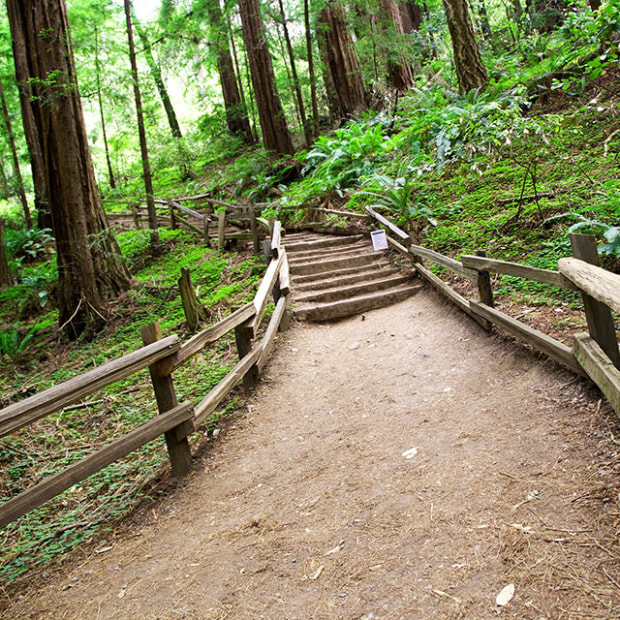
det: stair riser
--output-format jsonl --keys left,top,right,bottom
{"left": 295, "top": 276, "right": 412, "bottom": 303}
{"left": 284, "top": 234, "right": 364, "bottom": 253}
{"left": 291, "top": 260, "right": 392, "bottom": 284}
{"left": 288, "top": 246, "right": 373, "bottom": 266}
{"left": 286, "top": 242, "right": 369, "bottom": 262}
{"left": 293, "top": 286, "right": 422, "bottom": 322}
{"left": 294, "top": 268, "right": 400, "bottom": 292}
{"left": 291, "top": 253, "right": 385, "bottom": 276}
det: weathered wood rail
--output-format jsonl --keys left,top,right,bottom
{"left": 0, "top": 225, "right": 290, "bottom": 529}
{"left": 104, "top": 195, "right": 271, "bottom": 253}
{"left": 330, "top": 206, "right": 620, "bottom": 418}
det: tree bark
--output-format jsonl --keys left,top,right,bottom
{"left": 134, "top": 18, "right": 183, "bottom": 139}
{"left": 0, "top": 219, "right": 14, "bottom": 288}
{"left": 202, "top": 0, "right": 254, "bottom": 143}
{"left": 6, "top": 0, "right": 132, "bottom": 339}
{"left": 317, "top": 27, "right": 342, "bottom": 123}
{"left": 526, "top": 0, "right": 569, "bottom": 32}
{"left": 399, "top": 0, "right": 423, "bottom": 32}
{"left": 378, "top": 0, "right": 415, "bottom": 92}
{"left": 442, "top": 0, "right": 488, "bottom": 93}
{"left": 124, "top": 0, "right": 160, "bottom": 249}
{"left": 317, "top": 3, "right": 367, "bottom": 119}
{"left": 238, "top": 0, "right": 294, "bottom": 155}
{"left": 94, "top": 25, "right": 116, "bottom": 190}
{"left": 304, "top": 0, "right": 320, "bottom": 137}
{"left": 0, "top": 76, "right": 32, "bottom": 228}
{"left": 277, "top": 0, "right": 311, "bottom": 147}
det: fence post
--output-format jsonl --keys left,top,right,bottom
{"left": 217, "top": 210, "right": 226, "bottom": 251}
{"left": 475, "top": 250, "right": 494, "bottom": 331}
{"left": 141, "top": 322, "right": 192, "bottom": 477}
{"left": 235, "top": 321, "right": 260, "bottom": 390}
{"left": 167, "top": 200, "right": 177, "bottom": 230}
{"left": 131, "top": 203, "right": 141, "bottom": 229}
{"left": 203, "top": 216, "right": 210, "bottom": 245}
{"left": 251, "top": 208, "right": 260, "bottom": 254}
{"left": 570, "top": 233, "right": 620, "bottom": 369}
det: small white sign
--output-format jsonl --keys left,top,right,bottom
{"left": 370, "top": 230, "right": 388, "bottom": 251}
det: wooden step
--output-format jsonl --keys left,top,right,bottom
{"left": 292, "top": 285, "right": 423, "bottom": 322}
{"left": 295, "top": 275, "right": 412, "bottom": 303}
{"left": 294, "top": 265, "right": 401, "bottom": 292}
{"left": 291, "top": 259, "right": 393, "bottom": 284}
{"left": 285, "top": 240, "right": 369, "bottom": 262}
{"left": 284, "top": 234, "right": 365, "bottom": 254}
{"left": 290, "top": 252, "right": 387, "bottom": 276}
{"left": 288, "top": 243, "right": 372, "bottom": 266}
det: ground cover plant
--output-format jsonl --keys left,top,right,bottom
{"left": 0, "top": 227, "right": 264, "bottom": 582}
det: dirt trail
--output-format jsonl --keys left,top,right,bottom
{"left": 4, "top": 289, "right": 620, "bottom": 619}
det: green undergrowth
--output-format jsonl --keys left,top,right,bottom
{"left": 0, "top": 228, "right": 264, "bottom": 583}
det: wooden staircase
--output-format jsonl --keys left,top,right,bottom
{"left": 283, "top": 231, "right": 422, "bottom": 322}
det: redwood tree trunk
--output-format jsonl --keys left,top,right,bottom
{"left": 238, "top": 0, "right": 294, "bottom": 155}
{"left": 204, "top": 0, "right": 254, "bottom": 143}
{"left": 124, "top": 0, "right": 159, "bottom": 249}
{"left": 6, "top": 0, "right": 132, "bottom": 339}
{"left": 317, "top": 3, "right": 367, "bottom": 119}
{"left": 6, "top": 5, "right": 50, "bottom": 231}
{"left": 442, "top": 0, "right": 488, "bottom": 93}
{"left": 0, "top": 76, "right": 32, "bottom": 228}
{"left": 379, "top": 0, "right": 415, "bottom": 92}
{"left": 400, "top": 0, "right": 423, "bottom": 32}
{"left": 304, "top": 0, "right": 320, "bottom": 136}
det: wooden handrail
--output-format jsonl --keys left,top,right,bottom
{"left": 0, "top": 335, "right": 180, "bottom": 439}
{"left": 365, "top": 205, "right": 411, "bottom": 247}
{"left": 463, "top": 255, "right": 578, "bottom": 290}
{"left": 559, "top": 257, "right": 620, "bottom": 314}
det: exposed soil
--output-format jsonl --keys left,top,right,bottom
{"left": 3, "top": 288, "right": 620, "bottom": 619}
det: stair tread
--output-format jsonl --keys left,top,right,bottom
{"left": 294, "top": 274, "right": 412, "bottom": 303}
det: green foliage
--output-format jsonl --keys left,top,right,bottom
{"left": 4, "top": 226, "right": 54, "bottom": 263}
{"left": 0, "top": 325, "right": 36, "bottom": 356}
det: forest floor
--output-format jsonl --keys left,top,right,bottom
{"left": 3, "top": 288, "right": 620, "bottom": 619}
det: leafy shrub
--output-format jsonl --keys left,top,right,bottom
{"left": 4, "top": 227, "right": 54, "bottom": 263}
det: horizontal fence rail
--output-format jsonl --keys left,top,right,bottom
{"left": 361, "top": 209, "right": 620, "bottom": 416}
{"left": 0, "top": 223, "right": 289, "bottom": 529}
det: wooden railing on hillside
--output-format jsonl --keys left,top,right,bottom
{"left": 353, "top": 206, "right": 620, "bottom": 418}
{"left": 105, "top": 194, "right": 272, "bottom": 253}
{"left": 0, "top": 225, "right": 290, "bottom": 529}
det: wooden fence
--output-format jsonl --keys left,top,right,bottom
{"left": 0, "top": 225, "right": 290, "bottom": 529}
{"left": 354, "top": 206, "right": 620, "bottom": 419}
{"left": 104, "top": 194, "right": 271, "bottom": 253}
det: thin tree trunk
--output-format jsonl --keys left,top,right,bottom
{"left": 0, "top": 158, "right": 9, "bottom": 198}
{"left": 206, "top": 0, "right": 254, "bottom": 143}
{"left": 0, "top": 76, "right": 32, "bottom": 228}
{"left": 277, "top": 0, "right": 311, "bottom": 147}
{"left": 304, "top": 0, "right": 320, "bottom": 137}
{"left": 476, "top": 0, "right": 494, "bottom": 46}
{"left": 134, "top": 18, "right": 183, "bottom": 139}
{"left": 94, "top": 25, "right": 116, "bottom": 190}
{"left": 6, "top": 0, "right": 132, "bottom": 339}
{"left": 238, "top": 0, "right": 294, "bottom": 155}
{"left": 274, "top": 21, "right": 302, "bottom": 129}
{"left": 0, "top": 219, "right": 14, "bottom": 288}
{"left": 317, "top": 2, "right": 367, "bottom": 119}
{"left": 442, "top": 0, "right": 488, "bottom": 93}
{"left": 241, "top": 42, "right": 258, "bottom": 137}
{"left": 124, "top": 0, "right": 159, "bottom": 249}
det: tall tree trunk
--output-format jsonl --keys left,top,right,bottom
{"left": 316, "top": 25, "right": 342, "bottom": 123}
{"left": 6, "top": 9, "right": 50, "bottom": 232}
{"left": 124, "top": 0, "right": 160, "bottom": 249}
{"left": 204, "top": 0, "right": 254, "bottom": 143}
{"left": 238, "top": 0, "right": 294, "bottom": 155}
{"left": 442, "top": 0, "right": 488, "bottom": 93}
{"left": 6, "top": 0, "right": 131, "bottom": 339}
{"left": 476, "top": 0, "right": 494, "bottom": 45}
{"left": 133, "top": 18, "right": 183, "bottom": 139}
{"left": 0, "top": 158, "right": 9, "bottom": 198}
{"left": 317, "top": 3, "right": 367, "bottom": 119}
{"left": 399, "top": 0, "right": 423, "bottom": 32}
{"left": 379, "top": 0, "right": 415, "bottom": 92}
{"left": 94, "top": 25, "right": 116, "bottom": 190}
{"left": 0, "top": 76, "right": 32, "bottom": 228}
{"left": 277, "top": 0, "right": 311, "bottom": 147}
{"left": 304, "top": 0, "right": 320, "bottom": 137}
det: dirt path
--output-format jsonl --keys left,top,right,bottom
{"left": 5, "top": 289, "right": 620, "bottom": 619}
